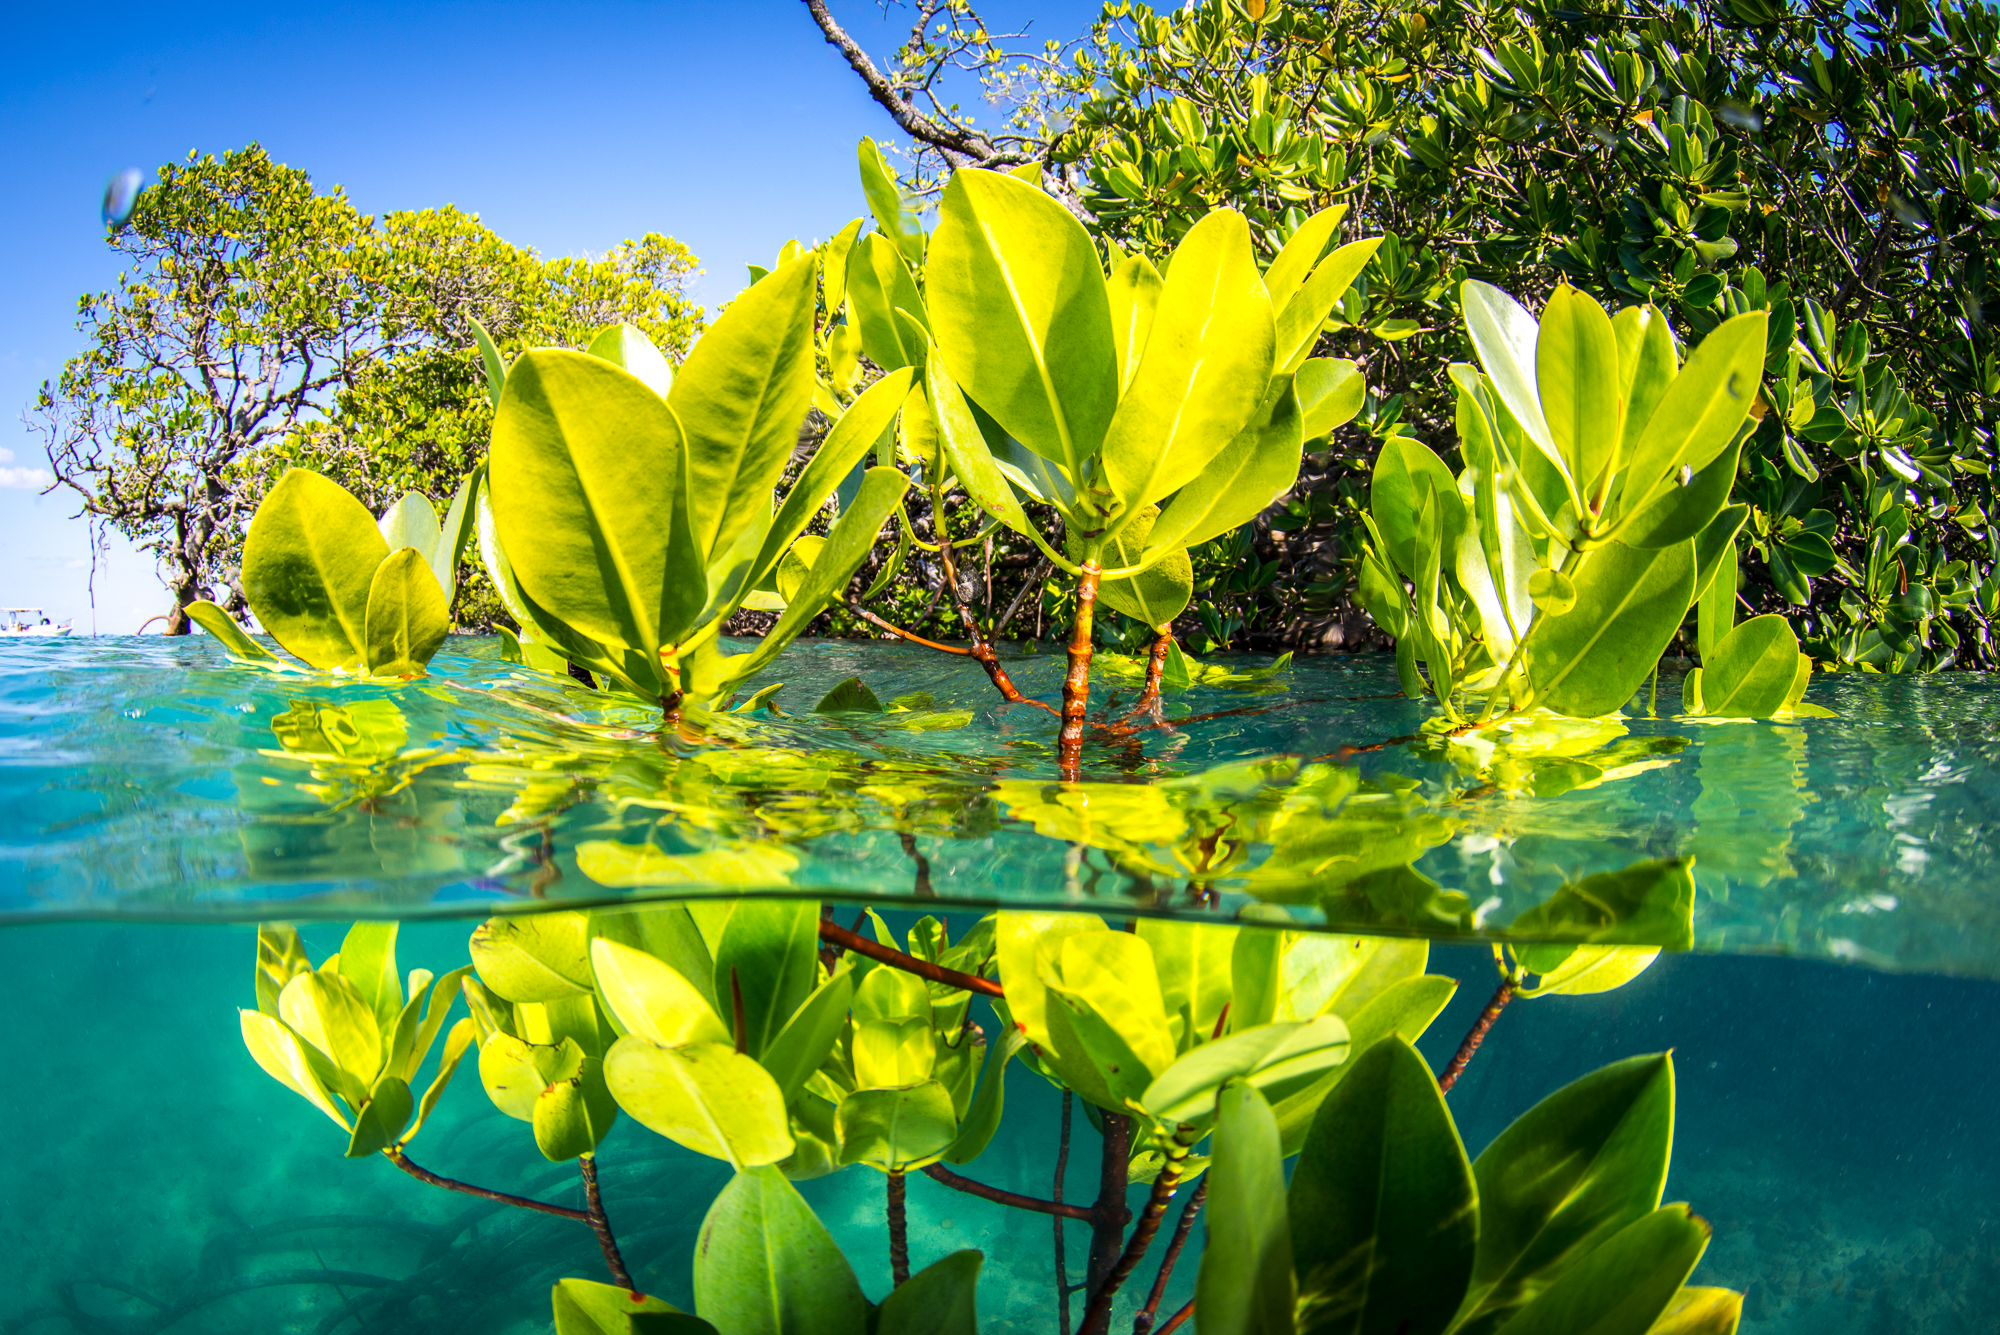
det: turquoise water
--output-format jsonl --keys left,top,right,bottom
{"left": 5, "top": 636, "right": 2000, "bottom": 1331}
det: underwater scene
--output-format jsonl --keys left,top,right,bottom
{"left": 5, "top": 635, "right": 2000, "bottom": 1333}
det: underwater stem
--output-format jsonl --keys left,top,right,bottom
{"left": 816, "top": 918, "right": 1005, "bottom": 997}
{"left": 921, "top": 1164, "right": 1092, "bottom": 1219}
{"left": 1085, "top": 1111, "right": 1134, "bottom": 1296}
{"left": 1060, "top": 561, "right": 1103, "bottom": 781}
{"left": 1132, "top": 1179, "right": 1206, "bottom": 1335}
{"left": 1438, "top": 979, "right": 1516, "bottom": 1094}
{"left": 897, "top": 830, "right": 936, "bottom": 897}
{"left": 1155, "top": 1299, "right": 1194, "bottom": 1335}
{"left": 380, "top": 1147, "right": 588, "bottom": 1221}
{"left": 579, "top": 1153, "right": 636, "bottom": 1293}
{"left": 888, "top": 1169, "right": 911, "bottom": 1286}
{"left": 1055, "top": 1089, "right": 1076, "bottom": 1335}
{"left": 1081, "top": 1151, "right": 1186, "bottom": 1335}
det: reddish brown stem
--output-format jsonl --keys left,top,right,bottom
{"left": 888, "top": 1170, "right": 911, "bottom": 1286}
{"left": 1156, "top": 1299, "right": 1195, "bottom": 1335}
{"left": 850, "top": 602, "right": 973, "bottom": 655}
{"left": 922, "top": 1163, "right": 1094, "bottom": 1219}
{"left": 580, "top": 1153, "right": 636, "bottom": 1293}
{"left": 1081, "top": 1153, "right": 1186, "bottom": 1335}
{"left": 817, "top": 918, "right": 1004, "bottom": 997}
{"left": 1085, "top": 1111, "right": 1134, "bottom": 1295}
{"left": 382, "top": 1146, "right": 588, "bottom": 1221}
{"left": 1128, "top": 626, "right": 1174, "bottom": 718}
{"left": 1060, "top": 561, "right": 1103, "bottom": 782}
{"left": 1133, "top": 1179, "right": 1206, "bottom": 1335}
{"left": 1438, "top": 979, "right": 1516, "bottom": 1094}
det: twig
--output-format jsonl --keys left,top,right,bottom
{"left": 579, "top": 1154, "right": 637, "bottom": 1292}
{"left": 850, "top": 601, "right": 973, "bottom": 655}
{"left": 1080, "top": 1153, "right": 1187, "bottom": 1335}
{"left": 817, "top": 918, "right": 1004, "bottom": 997}
{"left": 888, "top": 1170, "right": 912, "bottom": 1286}
{"left": 898, "top": 830, "right": 936, "bottom": 897}
{"left": 1133, "top": 1180, "right": 1206, "bottom": 1335}
{"left": 934, "top": 486, "right": 1062, "bottom": 714}
{"left": 1437, "top": 979, "right": 1515, "bottom": 1094}
{"left": 1085, "top": 1112, "right": 1134, "bottom": 1295}
{"left": 922, "top": 1163, "right": 1094, "bottom": 1220}
{"left": 1156, "top": 1298, "right": 1195, "bottom": 1335}
{"left": 1056, "top": 1089, "right": 1076, "bottom": 1335}
{"left": 798, "top": 0, "right": 999, "bottom": 164}
{"left": 993, "top": 556, "right": 1052, "bottom": 640}
{"left": 381, "top": 1147, "right": 588, "bottom": 1221}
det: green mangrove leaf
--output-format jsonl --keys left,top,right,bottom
{"left": 479, "top": 1032, "right": 580, "bottom": 1122}
{"left": 1141, "top": 1015, "right": 1351, "bottom": 1126}
{"left": 1487, "top": 1206, "right": 1709, "bottom": 1335}
{"left": 1230, "top": 926, "right": 1285, "bottom": 1032}
{"left": 1505, "top": 861, "right": 1695, "bottom": 950}
{"left": 1290, "top": 1038, "right": 1475, "bottom": 1335}
{"left": 1276, "top": 239, "right": 1382, "bottom": 374}
{"left": 362, "top": 547, "right": 450, "bottom": 675}
{"left": 713, "top": 900, "right": 821, "bottom": 1061}
{"left": 1263, "top": 203, "right": 1348, "bottom": 309}
{"left": 926, "top": 346, "right": 1033, "bottom": 535}
{"left": 1527, "top": 568, "right": 1577, "bottom": 615}
{"left": 1043, "top": 930, "right": 1178, "bottom": 1103}
{"left": 345, "top": 1073, "right": 414, "bottom": 1158}
{"left": 590, "top": 937, "right": 729, "bottom": 1048}
{"left": 1280, "top": 934, "right": 1429, "bottom": 1023}
{"left": 858, "top": 136, "right": 926, "bottom": 265}
{"left": 534, "top": 1067, "right": 615, "bottom": 1161}
{"left": 590, "top": 905, "right": 717, "bottom": 1017}
{"left": 996, "top": 912, "right": 1107, "bottom": 1055}
{"left": 1517, "top": 947, "right": 1659, "bottom": 999}
{"left": 407, "top": 1018, "right": 475, "bottom": 1143}
{"left": 1692, "top": 505, "right": 1747, "bottom": 610}
{"left": 1297, "top": 358, "right": 1365, "bottom": 440}
{"left": 847, "top": 233, "right": 927, "bottom": 371}
{"left": 242, "top": 468, "right": 389, "bottom": 671}
{"left": 1107, "top": 252, "right": 1164, "bottom": 394}
{"left": 471, "top": 315, "right": 507, "bottom": 408}
{"left": 255, "top": 923, "right": 312, "bottom": 1017}
{"left": 1618, "top": 433, "right": 1743, "bottom": 552}
{"left": 1272, "top": 975, "right": 1457, "bottom": 1156}
{"left": 944, "top": 1025, "right": 1026, "bottom": 1164}
{"left": 604, "top": 1038, "right": 794, "bottom": 1168}
{"left": 694, "top": 1164, "right": 869, "bottom": 1335}
{"left": 853, "top": 1017, "right": 936, "bottom": 1089}
{"left": 1151, "top": 377, "right": 1304, "bottom": 556}
{"left": 1697, "top": 615, "right": 1799, "bottom": 718}
{"left": 377, "top": 492, "right": 441, "bottom": 563}
{"left": 397, "top": 965, "right": 471, "bottom": 1082}
{"left": 1088, "top": 506, "right": 1194, "bottom": 625}
{"left": 240, "top": 1008, "right": 351, "bottom": 1130}
{"left": 1372, "top": 438, "right": 1464, "bottom": 580}
{"left": 760, "top": 968, "right": 855, "bottom": 1105}
{"left": 814, "top": 677, "right": 885, "bottom": 715}
{"left": 928, "top": 168, "right": 1118, "bottom": 473}
{"left": 489, "top": 348, "right": 700, "bottom": 697}
{"left": 1461, "top": 281, "right": 1558, "bottom": 469}
{"left": 577, "top": 841, "right": 801, "bottom": 890}
{"left": 1137, "top": 919, "right": 1238, "bottom": 1049}
{"left": 471, "top": 913, "right": 593, "bottom": 1003}
{"left": 1616, "top": 313, "right": 1768, "bottom": 528}
{"left": 553, "top": 1277, "right": 713, "bottom": 1335}
{"left": 586, "top": 323, "right": 675, "bottom": 398}
{"left": 672, "top": 256, "right": 819, "bottom": 565}
{"left": 335, "top": 921, "right": 401, "bottom": 1042}
{"left": 188, "top": 600, "right": 283, "bottom": 664}
{"left": 1644, "top": 1287, "right": 1744, "bottom": 1335}
{"left": 775, "top": 537, "right": 823, "bottom": 606}
{"left": 1524, "top": 541, "right": 1694, "bottom": 718}
{"left": 1458, "top": 1054, "right": 1676, "bottom": 1335}
{"left": 1196, "top": 1081, "right": 1296, "bottom": 1335}
{"left": 1538, "top": 285, "right": 1622, "bottom": 498}
{"left": 432, "top": 465, "right": 481, "bottom": 601}
{"left": 835, "top": 1080, "right": 960, "bottom": 1170}
{"left": 1101, "top": 209, "right": 1275, "bottom": 518}
{"left": 1611, "top": 305, "right": 1677, "bottom": 465}
{"left": 821, "top": 217, "right": 864, "bottom": 314}
{"left": 281, "top": 969, "right": 382, "bottom": 1088}
{"left": 877, "top": 1251, "right": 982, "bottom": 1335}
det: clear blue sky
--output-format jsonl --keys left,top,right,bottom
{"left": 0, "top": 0, "right": 1096, "bottom": 631}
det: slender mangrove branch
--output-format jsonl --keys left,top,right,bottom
{"left": 1060, "top": 560, "right": 1104, "bottom": 782}
{"left": 848, "top": 602, "right": 973, "bottom": 655}
{"left": 380, "top": 1146, "right": 588, "bottom": 1222}
{"left": 579, "top": 1153, "right": 636, "bottom": 1293}
{"left": 1156, "top": 1298, "right": 1195, "bottom": 1335}
{"left": 933, "top": 492, "right": 1058, "bottom": 713}
{"left": 1081, "top": 1151, "right": 1187, "bottom": 1335}
{"left": 1438, "top": 979, "right": 1516, "bottom": 1094}
{"left": 888, "top": 1170, "right": 912, "bottom": 1286}
{"left": 816, "top": 918, "right": 1005, "bottom": 997}
{"left": 1126, "top": 626, "right": 1174, "bottom": 720}
{"left": 897, "top": 830, "right": 936, "bottom": 898}
{"left": 1055, "top": 1090, "right": 1077, "bottom": 1335}
{"left": 1085, "top": 1111, "right": 1134, "bottom": 1295}
{"left": 921, "top": 1163, "right": 1093, "bottom": 1220}
{"left": 1133, "top": 1179, "right": 1206, "bottom": 1335}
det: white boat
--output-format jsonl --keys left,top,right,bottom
{"left": 2, "top": 608, "right": 73, "bottom": 637}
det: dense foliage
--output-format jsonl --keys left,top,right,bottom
{"left": 34, "top": 145, "right": 700, "bottom": 631}
{"left": 811, "top": 0, "right": 2000, "bottom": 669}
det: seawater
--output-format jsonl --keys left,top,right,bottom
{"left": 4, "top": 636, "right": 2000, "bottom": 1332}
